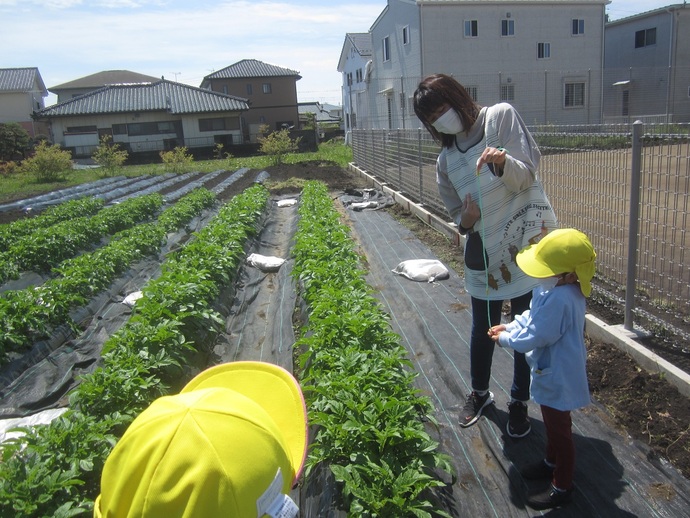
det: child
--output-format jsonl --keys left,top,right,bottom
{"left": 93, "top": 361, "right": 308, "bottom": 518}
{"left": 487, "top": 228, "right": 596, "bottom": 510}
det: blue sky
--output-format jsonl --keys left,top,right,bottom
{"left": 0, "top": 0, "right": 674, "bottom": 107}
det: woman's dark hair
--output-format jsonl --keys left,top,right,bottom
{"left": 413, "top": 74, "right": 481, "bottom": 148}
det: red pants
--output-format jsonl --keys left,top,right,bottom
{"left": 541, "top": 405, "right": 575, "bottom": 490}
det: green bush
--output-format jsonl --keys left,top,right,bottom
{"left": 20, "top": 141, "right": 73, "bottom": 183}
{"left": 159, "top": 146, "right": 194, "bottom": 174}
{"left": 259, "top": 128, "right": 301, "bottom": 165}
{"left": 0, "top": 122, "right": 31, "bottom": 161}
{"left": 92, "top": 136, "right": 128, "bottom": 177}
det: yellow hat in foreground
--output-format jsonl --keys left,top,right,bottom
{"left": 516, "top": 228, "right": 596, "bottom": 296}
{"left": 94, "top": 361, "right": 308, "bottom": 518}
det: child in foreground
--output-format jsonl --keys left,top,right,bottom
{"left": 93, "top": 361, "right": 308, "bottom": 518}
{"left": 488, "top": 228, "right": 596, "bottom": 510}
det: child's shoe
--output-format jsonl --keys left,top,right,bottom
{"left": 527, "top": 484, "right": 573, "bottom": 510}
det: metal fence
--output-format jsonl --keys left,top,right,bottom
{"left": 351, "top": 123, "right": 690, "bottom": 339}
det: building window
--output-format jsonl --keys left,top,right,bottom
{"left": 635, "top": 27, "right": 656, "bottom": 48}
{"left": 262, "top": 83, "right": 272, "bottom": 94}
{"left": 347, "top": 72, "right": 353, "bottom": 86}
{"left": 65, "top": 125, "right": 97, "bottom": 134}
{"left": 501, "top": 19, "right": 514, "bottom": 36}
{"left": 356, "top": 68, "right": 363, "bottom": 83}
{"left": 537, "top": 42, "right": 551, "bottom": 59}
{"left": 246, "top": 83, "right": 252, "bottom": 95}
{"left": 500, "top": 84, "right": 515, "bottom": 102}
{"left": 465, "top": 86, "right": 478, "bottom": 101}
{"left": 622, "top": 90, "right": 629, "bottom": 116}
{"left": 383, "top": 36, "right": 390, "bottom": 61}
{"left": 127, "top": 121, "right": 177, "bottom": 136}
{"left": 199, "top": 117, "right": 239, "bottom": 132}
{"left": 564, "top": 82, "right": 585, "bottom": 107}
{"left": 465, "top": 20, "right": 478, "bottom": 37}
{"left": 402, "top": 25, "right": 410, "bottom": 45}
{"left": 222, "top": 85, "right": 228, "bottom": 95}
{"left": 572, "top": 19, "right": 585, "bottom": 35}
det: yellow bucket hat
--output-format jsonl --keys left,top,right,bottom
{"left": 94, "top": 361, "right": 308, "bottom": 518}
{"left": 516, "top": 228, "right": 596, "bottom": 297}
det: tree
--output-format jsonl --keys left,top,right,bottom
{"left": 20, "top": 141, "right": 73, "bottom": 182}
{"left": 160, "top": 146, "right": 194, "bottom": 174}
{"left": 0, "top": 122, "right": 31, "bottom": 161}
{"left": 259, "top": 129, "right": 301, "bottom": 166}
{"left": 92, "top": 135, "right": 128, "bottom": 177}
{"left": 303, "top": 112, "right": 317, "bottom": 130}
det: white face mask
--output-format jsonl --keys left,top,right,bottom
{"left": 538, "top": 276, "right": 560, "bottom": 292}
{"left": 432, "top": 109, "right": 464, "bottom": 135}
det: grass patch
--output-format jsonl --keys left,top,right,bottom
{"left": 0, "top": 141, "right": 353, "bottom": 204}
{"left": 265, "top": 177, "right": 308, "bottom": 191}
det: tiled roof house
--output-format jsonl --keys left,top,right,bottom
{"left": 49, "top": 70, "right": 162, "bottom": 103}
{"left": 34, "top": 79, "right": 249, "bottom": 156}
{"left": 0, "top": 67, "right": 50, "bottom": 137}
{"left": 201, "top": 59, "right": 301, "bottom": 142}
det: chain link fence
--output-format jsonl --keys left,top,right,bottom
{"left": 351, "top": 123, "right": 690, "bottom": 342}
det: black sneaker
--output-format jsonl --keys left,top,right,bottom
{"left": 506, "top": 401, "right": 531, "bottom": 438}
{"left": 459, "top": 391, "right": 494, "bottom": 427}
{"left": 521, "top": 460, "right": 555, "bottom": 480}
{"left": 527, "top": 484, "right": 573, "bottom": 510}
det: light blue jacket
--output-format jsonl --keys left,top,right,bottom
{"left": 498, "top": 282, "right": 590, "bottom": 411}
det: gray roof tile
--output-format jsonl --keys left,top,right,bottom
{"left": 35, "top": 80, "right": 249, "bottom": 118}
{"left": 50, "top": 70, "right": 161, "bottom": 91}
{"left": 0, "top": 67, "right": 47, "bottom": 93}
{"left": 204, "top": 59, "right": 301, "bottom": 80}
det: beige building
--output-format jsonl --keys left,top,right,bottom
{"left": 201, "top": 59, "right": 301, "bottom": 142}
{"left": 0, "top": 67, "right": 49, "bottom": 137}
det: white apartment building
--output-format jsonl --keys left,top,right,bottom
{"left": 346, "top": 0, "right": 610, "bottom": 130}
{"left": 604, "top": 4, "right": 690, "bottom": 123}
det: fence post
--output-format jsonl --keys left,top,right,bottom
{"left": 624, "top": 120, "right": 643, "bottom": 331}
{"left": 418, "top": 129, "right": 424, "bottom": 203}
{"left": 397, "top": 130, "right": 402, "bottom": 189}
{"left": 382, "top": 132, "right": 387, "bottom": 181}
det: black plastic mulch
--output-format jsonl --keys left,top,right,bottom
{"left": 344, "top": 203, "right": 690, "bottom": 518}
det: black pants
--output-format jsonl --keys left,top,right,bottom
{"left": 469, "top": 292, "right": 532, "bottom": 401}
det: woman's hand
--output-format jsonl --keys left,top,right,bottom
{"left": 460, "top": 193, "right": 480, "bottom": 230}
{"left": 476, "top": 147, "right": 507, "bottom": 174}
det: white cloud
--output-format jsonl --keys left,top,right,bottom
{"left": 2, "top": 0, "right": 383, "bottom": 105}
{"left": 5, "top": 0, "right": 673, "bottom": 105}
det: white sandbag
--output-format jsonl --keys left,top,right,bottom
{"left": 122, "top": 291, "right": 143, "bottom": 307}
{"left": 350, "top": 201, "right": 379, "bottom": 211}
{"left": 276, "top": 199, "right": 298, "bottom": 207}
{"left": 392, "top": 259, "right": 449, "bottom": 283}
{"left": 246, "top": 253, "right": 286, "bottom": 272}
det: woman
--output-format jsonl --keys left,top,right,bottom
{"left": 413, "top": 73, "right": 557, "bottom": 437}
